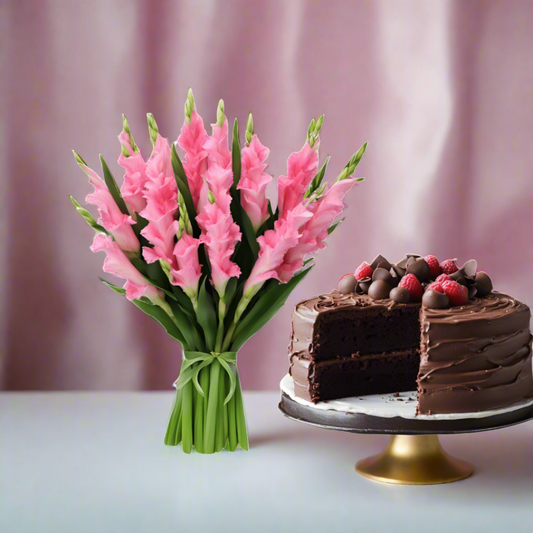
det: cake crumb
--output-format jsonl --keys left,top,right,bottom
{"left": 392, "top": 392, "right": 400, "bottom": 397}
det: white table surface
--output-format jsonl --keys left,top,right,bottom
{"left": 1, "top": 392, "right": 532, "bottom": 533}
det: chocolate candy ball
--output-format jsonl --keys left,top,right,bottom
{"left": 368, "top": 280, "right": 392, "bottom": 300}
{"left": 372, "top": 267, "right": 394, "bottom": 285}
{"left": 338, "top": 274, "right": 357, "bottom": 294}
{"left": 422, "top": 289, "right": 450, "bottom": 309}
{"left": 390, "top": 286, "right": 410, "bottom": 304}
{"left": 406, "top": 258, "right": 431, "bottom": 281}
{"left": 475, "top": 272, "right": 493, "bottom": 297}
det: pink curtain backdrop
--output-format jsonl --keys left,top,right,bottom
{"left": 2, "top": 0, "right": 532, "bottom": 391}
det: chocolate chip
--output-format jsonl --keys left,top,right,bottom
{"left": 338, "top": 274, "right": 357, "bottom": 294}
{"left": 389, "top": 267, "right": 400, "bottom": 287}
{"left": 377, "top": 260, "right": 392, "bottom": 271}
{"left": 462, "top": 259, "right": 478, "bottom": 278}
{"left": 406, "top": 256, "right": 417, "bottom": 268}
{"left": 468, "top": 285, "right": 478, "bottom": 299}
{"left": 390, "top": 286, "right": 410, "bottom": 304}
{"left": 395, "top": 257, "right": 408, "bottom": 270}
{"left": 370, "top": 254, "right": 390, "bottom": 271}
{"left": 406, "top": 258, "right": 431, "bottom": 281}
{"left": 475, "top": 272, "right": 493, "bottom": 297}
{"left": 422, "top": 289, "right": 450, "bottom": 309}
{"left": 359, "top": 278, "right": 372, "bottom": 294}
{"left": 372, "top": 267, "right": 394, "bottom": 285}
{"left": 368, "top": 280, "right": 392, "bottom": 300}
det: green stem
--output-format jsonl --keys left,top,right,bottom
{"left": 215, "top": 368, "right": 225, "bottom": 452}
{"left": 221, "top": 321, "right": 236, "bottom": 352}
{"left": 227, "top": 385, "right": 238, "bottom": 452}
{"left": 215, "top": 300, "right": 227, "bottom": 352}
{"left": 235, "top": 372, "right": 249, "bottom": 451}
{"left": 204, "top": 360, "right": 221, "bottom": 453}
{"left": 193, "top": 377, "right": 204, "bottom": 453}
{"left": 181, "top": 381, "right": 194, "bottom": 454}
{"left": 164, "top": 388, "right": 183, "bottom": 446}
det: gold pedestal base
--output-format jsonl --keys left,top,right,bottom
{"left": 355, "top": 435, "right": 474, "bottom": 485}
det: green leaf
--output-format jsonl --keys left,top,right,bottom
{"left": 168, "top": 300, "right": 203, "bottom": 351}
{"left": 305, "top": 156, "right": 330, "bottom": 198}
{"left": 144, "top": 261, "right": 171, "bottom": 290}
{"left": 239, "top": 207, "right": 259, "bottom": 256}
{"left": 223, "top": 277, "right": 239, "bottom": 308}
{"left": 197, "top": 278, "right": 218, "bottom": 351}
{"left": 231, "top": 266, "right": 313, "bottom": 351}
{"left": 100, "top": 278, "right": 126, "bottom": 295}
{"left": 327, "top": 217, "right": 345, "bottom": 235}
{"left": 171, "top": 144, "right": 200, "bottom": 237}
{"left": 132, "top": 211, "right": 149, "bottom": 240}
{"left": 70, "top": 196, "right": 109, "bottom": 234}
{"left": 132, "top": 298, "right": 188, "bottom": 347}
{"left": 231, "top": 118, "right": 241, "bottom": 190}
{"left": 99, "top": 155, "right": 129, "bottom": 215}
{"left": 171, "top": 285, "right": 196, "bottom": 319}
{"left": 141, "top": 274, "right": 178, "bottom": 302}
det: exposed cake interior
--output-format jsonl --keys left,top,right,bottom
{"left": 289, "top": 295, "right": 421, "bottom": 403}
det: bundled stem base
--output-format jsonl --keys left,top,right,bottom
{"left": 164, "top": 359, "right": 249, "bottom": 453}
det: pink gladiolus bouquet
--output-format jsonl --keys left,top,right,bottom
{"left": 71, "top": 90, "right": 366, "bottom": 453}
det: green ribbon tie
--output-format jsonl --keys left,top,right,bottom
{"left": 174, "top": 351, "right": 237, "bottom": 405}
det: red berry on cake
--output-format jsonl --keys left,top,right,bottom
{"left": 398, "top": 273, "right": 423, "bottom": 301}
{"left": 424, "top": 255, "right": 442, "bottom": 279}
{"left": 355, "top": 261, "right": 373, "bottom": 281}
{"left": 441, "top": 280, "right": 468, "bottom": 306}
{"left": 436, "top": 273, "right": 452, "bottom": 284}
{"left": 426, "top": 282, "right": 445, "bottom": 293}
{"left": 441, "top": 259, "right": 459, "bottom": 275}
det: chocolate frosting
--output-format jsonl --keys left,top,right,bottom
{"left": 289, "top": 289, "right": 533, "bottom": 414}
{"left": 418, "top": 292, "right": 533, "bottom": 413}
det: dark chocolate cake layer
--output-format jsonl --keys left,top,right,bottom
{"left": 418, "top": 293, "right": 533, "bottom": 414}
{"left": 290, "top": 350, "right": 420, "bottom": 403}
{"left": 290, "top": 292, "right": 421, "bottom": 361}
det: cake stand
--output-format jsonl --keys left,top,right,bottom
{"left": 279, "top": 375, "right": 533, "bottom": 485}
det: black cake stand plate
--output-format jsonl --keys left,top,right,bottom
{"left": 279, "top": 391, "right": 533, "bottom": 485}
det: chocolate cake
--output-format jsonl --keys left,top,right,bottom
{"left": 288, "top": 254, "right": 533, "bottom": 414}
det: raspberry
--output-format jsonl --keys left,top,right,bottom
{"left": 426, "top": 282, "right": 445, "bottom": 293}
{"left": 398, "top": 273, "right": 423, "bottom": 301}
{"left": 441, "top": 259, "right": 459, "bottom": 275}
{"left": 424, "top": 255, "right": 442, "bottom": 279}
{"left": 441, "top": 280, "right": 468, "bottom": 306}
{"left": 436, "top": 274, "right": 452, "bottom": 284}
{"left": 355, "top": 261, "right": 373, "bottom": 280}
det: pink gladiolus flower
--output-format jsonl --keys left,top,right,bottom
{"left": 81, "top": 163, "right": 140, "bottom": 254}
{"left": 243, "top": 203, "right": 312, "bottom": 295}
{"left": 118, "top": 153, "right": 149, "bottom": 215}
{"left": 140, "top": 174, "right": 179, "bottom": 266}
{"left": 203, "top": 119, "right": 231, "bottom": 170}
{"left": 195, "top": 118, "right": 242, "bottom": 296}
{"left": 148, "top": 134, "right": 174, "bottom": 179}
{"left": 277, "top": 142, "right": 319, "bottom": 219}
{"left": 118, "top": 130, "right": 136, "bottom": 157}
{"left": 237, "top": 135, "right": 272, "bottom": 232}
{"left": 171, "top": 234, "right": 202, "bottom": 300}
{"left": 91, "top": 234, "right": 165, "bottom": 303}
{"left": 197, "top": 200, "right": 241, "bottom": 296}
{"left": 177, "top": 110, "right": 209, "bottom": 209}
{"left": 277, "top": 178, "right": 359, "bottom": 282}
